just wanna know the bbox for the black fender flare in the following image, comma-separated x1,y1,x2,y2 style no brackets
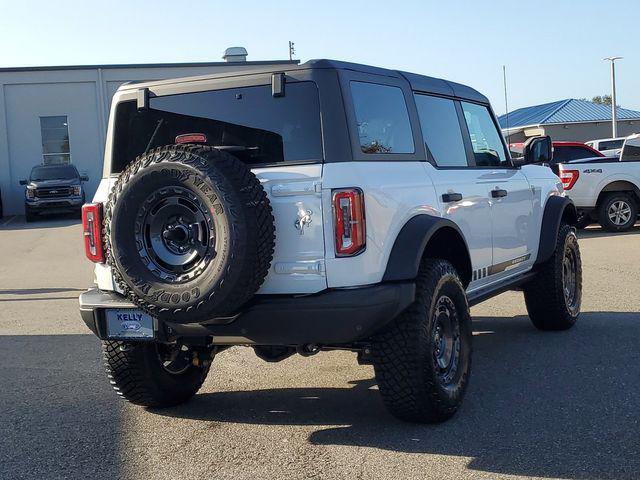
535,195,577,265
382,214,471,284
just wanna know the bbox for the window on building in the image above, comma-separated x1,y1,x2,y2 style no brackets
351,82,414,154
414,94,468,167
460,102,508,167
40,116,71,165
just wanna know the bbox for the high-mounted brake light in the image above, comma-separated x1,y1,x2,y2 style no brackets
560,169,580,190
333,188,366,257
175,133,207,144
82,203,105,263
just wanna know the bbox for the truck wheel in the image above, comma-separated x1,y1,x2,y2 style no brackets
598,193,638,232
105,145,275,322
524,223,581,331
25,209,37,223
103,341,211,407
372,258,472,423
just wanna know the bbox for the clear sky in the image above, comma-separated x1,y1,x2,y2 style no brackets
2,0,638,113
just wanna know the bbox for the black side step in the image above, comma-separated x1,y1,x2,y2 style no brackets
467,271,536,307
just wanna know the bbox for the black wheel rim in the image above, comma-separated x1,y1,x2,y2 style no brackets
432,295,461,385
562,242,579,312
135,186,216,283
156,343,193,375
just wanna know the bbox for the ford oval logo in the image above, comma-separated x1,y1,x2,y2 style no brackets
121,321,142,331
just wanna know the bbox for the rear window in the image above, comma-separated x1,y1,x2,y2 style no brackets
552,146,597,163
350,82,414,154
112,82,322,172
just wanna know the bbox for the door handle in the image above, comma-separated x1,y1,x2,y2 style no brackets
442,192,463,203
491,189,508,198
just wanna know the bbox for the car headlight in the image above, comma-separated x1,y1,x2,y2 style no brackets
72,186,82,196
26,187,36,199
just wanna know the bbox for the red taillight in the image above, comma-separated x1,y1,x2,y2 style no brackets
333,188,366,257
175,133,207,144
560,169,580,190
82,203,105,263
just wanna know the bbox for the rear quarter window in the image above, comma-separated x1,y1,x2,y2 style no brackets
350,82,414,154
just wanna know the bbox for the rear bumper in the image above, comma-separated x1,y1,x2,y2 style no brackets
79,282,415,346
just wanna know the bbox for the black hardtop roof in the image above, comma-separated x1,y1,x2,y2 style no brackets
302,59,489,104
116,58,488,104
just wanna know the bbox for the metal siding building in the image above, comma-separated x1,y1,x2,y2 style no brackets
0,59,296,215
499,99,640,144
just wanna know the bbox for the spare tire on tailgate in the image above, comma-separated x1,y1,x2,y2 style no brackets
105,145,275,323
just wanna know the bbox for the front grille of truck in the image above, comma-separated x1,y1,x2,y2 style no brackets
36,187,71,198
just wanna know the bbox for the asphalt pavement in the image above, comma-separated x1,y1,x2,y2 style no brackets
1,214,639,480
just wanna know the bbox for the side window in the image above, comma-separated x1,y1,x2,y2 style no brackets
460,102,508,167
600,139,624,151
621,137,640,162
414,94,468,167
350,82,414,154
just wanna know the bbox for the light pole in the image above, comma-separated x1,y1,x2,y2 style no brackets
603,56,623,137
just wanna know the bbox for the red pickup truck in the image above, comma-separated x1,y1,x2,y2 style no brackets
510,141,604,164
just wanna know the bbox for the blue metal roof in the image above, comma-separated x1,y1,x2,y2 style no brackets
498,99,640,128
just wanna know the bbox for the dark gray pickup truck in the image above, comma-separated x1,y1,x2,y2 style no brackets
20,164,88,221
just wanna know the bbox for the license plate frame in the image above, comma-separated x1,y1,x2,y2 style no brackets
105,309,155,340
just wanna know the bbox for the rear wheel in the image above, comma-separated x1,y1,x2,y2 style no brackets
103,341,211,407
524,223,581,330
372,258,472,423
598,193,637,232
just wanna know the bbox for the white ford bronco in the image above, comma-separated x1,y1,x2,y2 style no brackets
559,133,640,232
79,60,582,423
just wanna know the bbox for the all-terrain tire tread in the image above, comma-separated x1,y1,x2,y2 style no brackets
103,145,275,319
523,223,581,330
372,258,471,423
102,340,210,407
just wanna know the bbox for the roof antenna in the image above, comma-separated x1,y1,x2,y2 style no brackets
503,65,510,140
288,41,296,61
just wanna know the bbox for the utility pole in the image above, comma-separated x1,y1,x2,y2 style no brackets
288,41,295,61
502,65,510,140
603,56,623,137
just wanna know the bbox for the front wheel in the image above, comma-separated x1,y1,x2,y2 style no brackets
524,223,582,330
372,258,472,423
103,341,211,407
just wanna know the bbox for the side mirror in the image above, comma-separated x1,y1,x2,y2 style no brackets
19,180,28,186
523,135,553,165
80,175,89,182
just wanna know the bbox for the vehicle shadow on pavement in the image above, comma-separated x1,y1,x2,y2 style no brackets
0,215,81,231
578,224,640,238
0,334,124,480
160,311,640,480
